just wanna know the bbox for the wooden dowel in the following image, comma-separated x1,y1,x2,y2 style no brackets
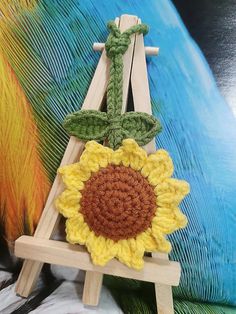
93,43,159,56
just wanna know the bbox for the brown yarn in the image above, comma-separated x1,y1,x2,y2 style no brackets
80,165,156,241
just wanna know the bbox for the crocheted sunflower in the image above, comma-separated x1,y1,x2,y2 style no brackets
56,22,190,270
56,139,189,269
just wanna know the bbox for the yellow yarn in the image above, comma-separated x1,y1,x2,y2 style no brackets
56,139,190,270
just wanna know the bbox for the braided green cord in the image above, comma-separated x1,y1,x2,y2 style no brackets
105,21,148,118
63,20,162,149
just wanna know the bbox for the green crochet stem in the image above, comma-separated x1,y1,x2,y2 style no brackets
63,21,162,149
105,21,148,118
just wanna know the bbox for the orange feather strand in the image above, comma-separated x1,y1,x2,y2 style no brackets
0,53,50,246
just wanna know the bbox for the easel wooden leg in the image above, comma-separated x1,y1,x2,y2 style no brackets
132,21,175,314
15,17,113,296
153,253,174,314
15,260,43,297
82,271,103,306
155,283,174,314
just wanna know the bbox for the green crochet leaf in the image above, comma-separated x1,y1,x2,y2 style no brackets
63,110,109,141
62,24,160,149
121,112,162,146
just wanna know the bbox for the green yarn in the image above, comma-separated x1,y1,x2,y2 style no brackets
63,21,162,149
64,110,161,147
105,21,148,118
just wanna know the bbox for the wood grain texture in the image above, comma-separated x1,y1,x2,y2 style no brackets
15,236,181,286
153,253,174,314
82,272,103,306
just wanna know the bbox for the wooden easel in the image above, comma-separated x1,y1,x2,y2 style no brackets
15,15,179,314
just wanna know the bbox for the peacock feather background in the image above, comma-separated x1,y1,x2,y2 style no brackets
0,0,236,313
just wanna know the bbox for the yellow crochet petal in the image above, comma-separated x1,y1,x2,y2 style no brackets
155,178,190,207
58,163,90,190
55,189,81,218
80,140,113,172
151,228,172,253
173,207,188,228
86,234,119,266
155,206,174,216
65,214,88,244
112,138,147,171
152,216,180,234
116,238,145,270
153,204,187,234
137,228,159,252
141,149,174,185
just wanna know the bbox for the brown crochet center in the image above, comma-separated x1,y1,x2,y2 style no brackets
80,165,156,241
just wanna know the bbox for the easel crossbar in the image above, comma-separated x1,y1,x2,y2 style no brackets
15,236,180,286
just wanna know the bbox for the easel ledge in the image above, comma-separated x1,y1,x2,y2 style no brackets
15,236,181,286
